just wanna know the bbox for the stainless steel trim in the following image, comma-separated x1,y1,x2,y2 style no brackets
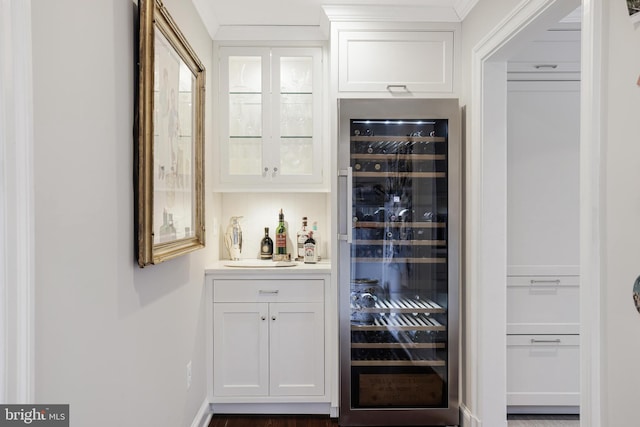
337,98,461,427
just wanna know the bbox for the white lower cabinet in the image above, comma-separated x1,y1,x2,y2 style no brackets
269,302,324,396
210,275,330,408
213,301,324,397
506,274,580,412
213,302,269,396
507,335,580,407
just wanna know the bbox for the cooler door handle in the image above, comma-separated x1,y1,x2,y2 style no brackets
338,167,353,243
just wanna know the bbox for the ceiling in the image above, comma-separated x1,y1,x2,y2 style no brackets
191,0,479,39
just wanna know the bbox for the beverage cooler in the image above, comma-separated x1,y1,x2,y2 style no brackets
337,99,460,426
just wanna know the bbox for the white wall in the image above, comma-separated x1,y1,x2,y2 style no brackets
458,0,517,419
30,1,216,426
602,2,640,425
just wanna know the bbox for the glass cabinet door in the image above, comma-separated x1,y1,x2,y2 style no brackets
227,55,264,176
276,55,315,177
220,48,269,180
218,47,323,190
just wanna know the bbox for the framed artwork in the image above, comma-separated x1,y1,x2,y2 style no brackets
629,0,640,24
137,0,206,267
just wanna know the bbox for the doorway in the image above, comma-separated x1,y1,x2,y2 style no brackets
468,0,603,426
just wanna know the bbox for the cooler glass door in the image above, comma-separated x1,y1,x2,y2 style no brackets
338,99,460,426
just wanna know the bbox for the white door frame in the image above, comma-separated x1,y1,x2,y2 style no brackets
468,0,603,426
0,0,35,404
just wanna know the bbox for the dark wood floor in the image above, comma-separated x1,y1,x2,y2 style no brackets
209,414,580,426
209,415,339,427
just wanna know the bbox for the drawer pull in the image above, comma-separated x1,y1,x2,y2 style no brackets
530,279,561,285
530,338,561,344
259,290,279,295
386,84,408,91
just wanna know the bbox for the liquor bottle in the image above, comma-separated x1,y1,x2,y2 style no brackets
275,209,287,255
296,217,309,261
312,221,321,260
260,227,273,260
303,231,317,264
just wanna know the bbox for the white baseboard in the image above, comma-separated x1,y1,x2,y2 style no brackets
190,399,212,427
211,402,331,415
461,404,482,427
329,405,338,418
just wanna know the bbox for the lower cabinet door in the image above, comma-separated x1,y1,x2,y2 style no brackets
507,334,579,407
269,302,324,396
213,302,269,396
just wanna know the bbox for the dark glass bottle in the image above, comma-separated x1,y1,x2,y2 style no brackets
260,227,273,260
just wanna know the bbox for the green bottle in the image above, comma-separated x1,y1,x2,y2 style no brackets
275,209,287,255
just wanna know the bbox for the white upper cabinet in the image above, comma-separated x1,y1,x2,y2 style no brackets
507,29,581,81
338,30,454,94
326,20,460,97
217,46,326,191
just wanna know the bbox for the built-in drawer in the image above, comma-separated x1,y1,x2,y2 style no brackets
507,334,579,407
213,279,324,303
507,276,579,334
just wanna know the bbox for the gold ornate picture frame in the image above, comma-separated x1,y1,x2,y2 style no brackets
137,0,205,267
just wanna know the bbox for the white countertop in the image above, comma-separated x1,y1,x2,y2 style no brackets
205,259,331,275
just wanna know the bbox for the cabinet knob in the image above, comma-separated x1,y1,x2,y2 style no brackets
272,316,276,321
261,316,266,321
263,167,269,177
272,167,278,177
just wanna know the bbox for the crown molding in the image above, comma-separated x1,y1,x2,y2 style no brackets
214,25,326,42
191,0,219,40
454,0,480,20
321,4,461,23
